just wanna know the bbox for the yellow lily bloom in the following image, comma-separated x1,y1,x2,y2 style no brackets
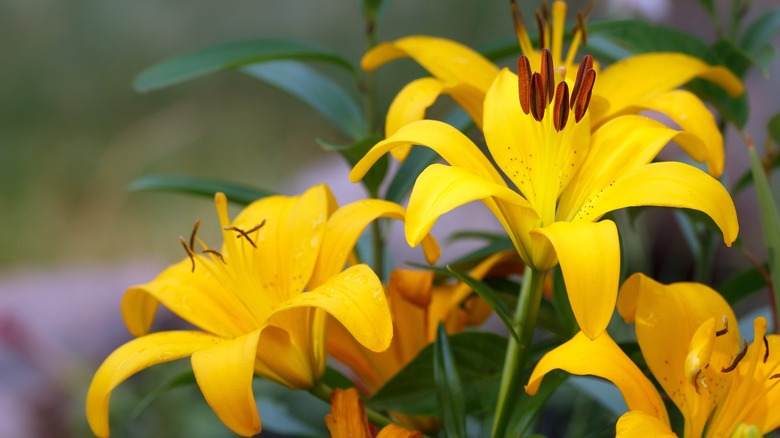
363,0,743,175
86,185,439,437
527,273,780,437
352,51,738,339
325,388,422,438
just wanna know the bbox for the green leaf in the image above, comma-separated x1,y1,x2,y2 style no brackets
433,324,467,438
131,370,197,418
367,332,506,415
769,112,780,146
697,0,717,17
134,38,355,92
741,7,780,74
748,145,780,324
446,265,522,344
318,135,387,196
241,61,367,140
129,175,274,205
505,370,568,436
551,266,578,338
719,264,768,305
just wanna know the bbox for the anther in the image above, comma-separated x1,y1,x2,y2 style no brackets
535,10,546,49
573,69,595,122
530,73,546,122
576,12,589,46
203,249,226,264
518,56,532,114
179,237,196,273
722,339,749,373
570,55,593,109
764,335,769,364
693,368,703,395
189,220,201,252
223,221,265,248
540,49,554,104
553,81,570,132
716,317,729,337
771,374,780,380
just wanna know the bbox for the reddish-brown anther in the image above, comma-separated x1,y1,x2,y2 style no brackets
540,49,554,104
535,10,546,49
570,54,593,110
573,68,595,122
553,81,570,132
530,73,546,122
518,56,532,114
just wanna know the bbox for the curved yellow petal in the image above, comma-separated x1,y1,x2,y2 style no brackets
191,330,262,437
311,199,440,287
635,89,725,176
86,331,223,438
350,119,505,185
526,331,669,424
558,115,700,221
531,220,619,340
404,163,536,248
122,259,256,338
276,264,391,352
577,162,738,246
253,321,318,389
361,36,499,92
616,273,740,427
616,411,678,438
593,52,744,123
743,334,780,433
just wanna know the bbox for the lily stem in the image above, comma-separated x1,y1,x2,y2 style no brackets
308,380,395,429
491,265,546,438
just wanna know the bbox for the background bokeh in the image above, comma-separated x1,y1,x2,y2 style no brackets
1,0,778,436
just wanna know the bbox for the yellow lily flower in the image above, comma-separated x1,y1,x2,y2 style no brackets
325,388,422,438
86,185,440,437
363,0,743,176
526,273,780,437
352,51,738,339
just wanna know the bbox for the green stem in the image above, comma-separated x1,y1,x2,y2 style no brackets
491,266,546,438
309,381,395,428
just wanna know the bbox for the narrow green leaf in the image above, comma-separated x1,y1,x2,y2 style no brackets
748,145,780,327
241,61,367,140
367,332,507,415
741,8,780,64
505,370,568,436
446,265,522,344
719,264,768,305
129,175,274,205
769,112,780,146
551,266,579,337
434,324,467,438
134,38,355,92
131,370,197,418
318,135,387,196
322,365,356,390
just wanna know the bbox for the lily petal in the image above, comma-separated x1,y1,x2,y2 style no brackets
86,331,224,438
531,220,619,339
616,411,678,438
404,164,536,249
276,264,392,352
361,36,499,92
635,89,725,176
191,330,263,437
385,78,486,161
311,199,440,287
577,162,738,245
325,388,371,438
592,52,744,123
526,331,669,424
350,119,505,185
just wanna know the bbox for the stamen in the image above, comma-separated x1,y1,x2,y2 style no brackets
223,222,266,249
570,55,593,110
771,374,780,380
764,335,769,364
715,317,729,336
573,68,595,122
576,11,589,47
203,249,226,264
509,0,534,55
189,220,201,252
179,237,196,273
540,49,554,104
721,339,749,373
530,73,546,122
553,81,570,132
535,10,546,50
518,56,532,114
